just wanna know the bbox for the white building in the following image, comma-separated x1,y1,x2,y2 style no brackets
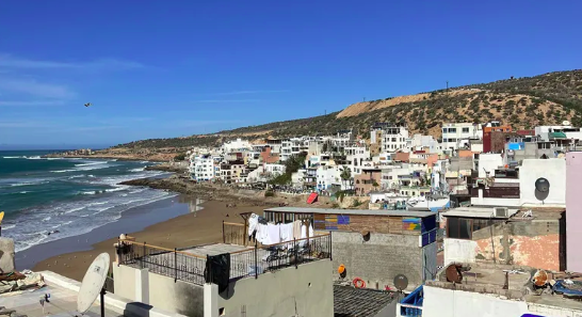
345,145,370,175
409,134,441,153
441,123,482,150
381,126,409,152
280,138,305,161
316,165,343,191
535,122,582,142
190,154,217,181
222,138,252,154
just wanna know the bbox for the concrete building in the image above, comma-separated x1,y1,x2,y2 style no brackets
441,123,482,150
441,207,566,271
222,138,252,154
190,154,217,182
345,145,370,175
470,158,566,208
316,164,343,192
263,207,438,292
355,167,382,195
409,134,441,153
536,123,582,142
114,236,334,317
400,262,582,317
381,126,409,152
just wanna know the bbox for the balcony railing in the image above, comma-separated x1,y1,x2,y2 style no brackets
470,187,520,198
117,233,332,286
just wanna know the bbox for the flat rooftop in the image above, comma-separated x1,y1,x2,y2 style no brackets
0,273,120,317
427,262,582,311
264,207,435,218
441,207,519,219
441,206,564,221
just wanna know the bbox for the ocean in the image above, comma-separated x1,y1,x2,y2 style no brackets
0,150,175,252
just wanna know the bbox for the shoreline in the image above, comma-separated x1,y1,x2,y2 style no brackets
27,197,269,281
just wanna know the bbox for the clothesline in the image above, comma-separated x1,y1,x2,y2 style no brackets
247,213,314,246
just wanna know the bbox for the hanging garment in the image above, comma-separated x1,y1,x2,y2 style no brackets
280,223,294,243
204,253,231,293
256,224,269,245
293,220,302,239
248,213,259,237
267,223,281,245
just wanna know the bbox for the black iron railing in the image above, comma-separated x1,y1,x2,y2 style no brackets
117,234,332,286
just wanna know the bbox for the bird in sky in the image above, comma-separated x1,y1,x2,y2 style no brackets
84,103,92,107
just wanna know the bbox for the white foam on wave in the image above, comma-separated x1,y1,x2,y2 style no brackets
129,167,145,172
2,156,24,159
52,164,110,173
9,179,49,187
19,191,29,194
75,161,107,167
2,224,16,230
26,156,41,160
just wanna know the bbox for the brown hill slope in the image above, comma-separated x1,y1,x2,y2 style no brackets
108,69,582,156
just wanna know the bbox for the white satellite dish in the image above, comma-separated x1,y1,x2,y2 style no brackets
77,252,110,315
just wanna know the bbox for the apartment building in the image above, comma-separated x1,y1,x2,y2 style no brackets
441,123,482,150
381,125,409,152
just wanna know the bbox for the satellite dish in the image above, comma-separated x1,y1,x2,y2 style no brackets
393,274,409,291
563,120,571,126
535,178,549,193
77,253,110,315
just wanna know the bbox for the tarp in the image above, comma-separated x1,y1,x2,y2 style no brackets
204,253,231,293
307,192,318,204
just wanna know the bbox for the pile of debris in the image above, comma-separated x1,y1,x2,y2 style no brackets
0,270,46,294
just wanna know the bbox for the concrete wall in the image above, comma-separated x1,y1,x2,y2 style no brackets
478,153,503,178
444,238,478,265
213,260,333,317
423,285,528,317
424,285,582,317
113,264,204,317
519,159,566,206
332,231,425,291
444,219,563,271
566,152,582,272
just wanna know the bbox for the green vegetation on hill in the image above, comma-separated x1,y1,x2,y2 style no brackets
113,69,582,150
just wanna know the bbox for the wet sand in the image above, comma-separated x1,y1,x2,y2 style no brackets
25,198,267,281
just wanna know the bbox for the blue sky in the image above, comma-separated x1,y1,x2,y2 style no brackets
1,1,580,148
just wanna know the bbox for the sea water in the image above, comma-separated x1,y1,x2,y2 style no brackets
0,150,175,252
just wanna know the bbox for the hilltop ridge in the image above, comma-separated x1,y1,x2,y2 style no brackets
80,69,582,159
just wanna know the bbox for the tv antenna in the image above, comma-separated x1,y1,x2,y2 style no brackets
41,253,111,317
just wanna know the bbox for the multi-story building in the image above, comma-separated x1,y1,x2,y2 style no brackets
441,123,482,151
280,138,304,161
316,165,343,192
189,154,217,181
345,145,370,175
381,125,409,152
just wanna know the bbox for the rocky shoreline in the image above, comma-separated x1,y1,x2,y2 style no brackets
118,174,336,208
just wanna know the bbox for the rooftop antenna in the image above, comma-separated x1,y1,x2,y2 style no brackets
42,253,111,317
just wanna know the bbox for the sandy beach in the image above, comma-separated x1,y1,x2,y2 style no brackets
25,198,268,281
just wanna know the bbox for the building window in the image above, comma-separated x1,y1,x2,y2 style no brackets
462,127,470,133
447,217,471,239
449,128,457,133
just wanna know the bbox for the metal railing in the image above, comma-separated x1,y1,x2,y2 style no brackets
117,233,332,286
117,240,207,285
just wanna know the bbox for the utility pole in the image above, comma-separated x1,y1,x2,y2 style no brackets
446,81,449,93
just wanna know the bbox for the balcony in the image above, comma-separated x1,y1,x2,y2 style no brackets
116,234,332,286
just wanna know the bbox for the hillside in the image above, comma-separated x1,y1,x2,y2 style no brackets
107,69,582,156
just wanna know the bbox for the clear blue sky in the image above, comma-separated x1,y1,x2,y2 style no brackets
1,1,580,148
